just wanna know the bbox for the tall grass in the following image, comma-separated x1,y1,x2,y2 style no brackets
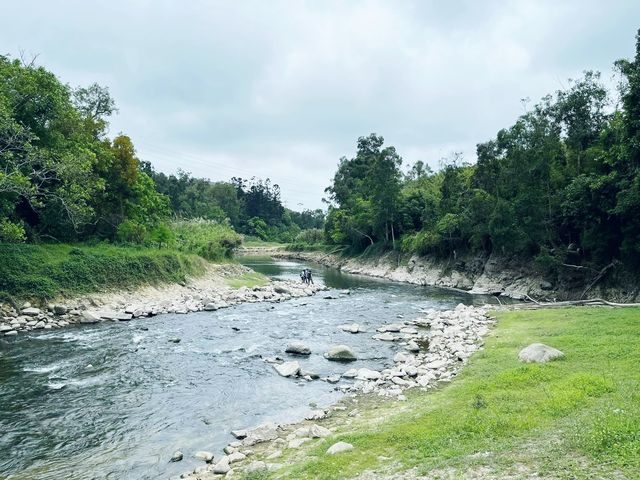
170,219,242,261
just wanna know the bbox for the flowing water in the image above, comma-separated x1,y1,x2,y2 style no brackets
0,257,493,480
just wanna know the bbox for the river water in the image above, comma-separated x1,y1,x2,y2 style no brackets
0,257,492,480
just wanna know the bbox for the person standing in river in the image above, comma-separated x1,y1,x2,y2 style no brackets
306,269,314,285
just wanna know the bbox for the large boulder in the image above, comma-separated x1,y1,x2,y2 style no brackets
327,441,353,455
273,361,301,377
21,307,41,316
324,345,357,362
518,343,565,363
193,450,214,462
285,341,311,355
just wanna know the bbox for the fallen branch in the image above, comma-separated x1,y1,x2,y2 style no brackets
580,260,619,299
509,297,640,309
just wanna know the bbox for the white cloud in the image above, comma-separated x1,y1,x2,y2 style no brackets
1,0,638,208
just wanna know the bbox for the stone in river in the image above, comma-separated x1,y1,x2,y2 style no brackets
273,361,300,377
285,341,311,355
327,441,354,455
194,450,214,462
170,451,183,462
324,345,357,361
168,337,181,343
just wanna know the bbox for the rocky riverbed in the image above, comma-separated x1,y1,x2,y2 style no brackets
0,263,326,337
178,303,495,479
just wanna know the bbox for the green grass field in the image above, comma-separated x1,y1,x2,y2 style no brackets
270,307,640,480
0,243,207,303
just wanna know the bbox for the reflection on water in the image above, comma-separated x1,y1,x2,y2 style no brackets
0,256,493,480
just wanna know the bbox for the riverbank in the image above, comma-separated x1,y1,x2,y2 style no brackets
0,261,326,337
246,247,640,303
184,305,640,479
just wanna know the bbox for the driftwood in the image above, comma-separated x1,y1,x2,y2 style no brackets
509,297,640,309
580,260,619,299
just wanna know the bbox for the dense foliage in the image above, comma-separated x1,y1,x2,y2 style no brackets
0,55,320,253
325,30,640,271
144,166,325,242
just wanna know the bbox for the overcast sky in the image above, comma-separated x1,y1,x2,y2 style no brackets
2,1,639,209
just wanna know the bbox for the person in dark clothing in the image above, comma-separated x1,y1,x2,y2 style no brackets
306,269,313,285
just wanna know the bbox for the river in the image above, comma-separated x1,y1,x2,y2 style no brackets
0,257,492,480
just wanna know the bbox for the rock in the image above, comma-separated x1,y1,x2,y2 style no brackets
4,330,18,336
80,311,101,324
170,450,183,462
285,341,311,355
341,369,358,378
540,280,553,291
305,410,327,421
294,424,331,438
274,286,291,295
194,450,214,462
203,303,218,311
115,313,133,321
21,307,41,316
168,337,181,343
243,421,279,446
373,332,396,341
407,340,420,352
288,438,309,449
273,361,300,377
356,368,381,380
324,374,341,384
34,321,45,329
211,456,230,474
338,323,364,333
378,324,402,332
231,429,247,439
404,366,418,377
266,450,282,459
327,441,354,455
227,451,246,464
518,343,565,363
245,461,267,473
0,325,12,332
324,345,357,362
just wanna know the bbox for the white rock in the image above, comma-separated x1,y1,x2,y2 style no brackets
194,450,214,462
21,307,41,316
518,343,565,363
273,361,300,377
227,451,246,464
285,341,311,355
327,441,354,455
324,345,357,361
356,368,381,380
211,456,230,474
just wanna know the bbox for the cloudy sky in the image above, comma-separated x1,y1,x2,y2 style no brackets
1,1,639,209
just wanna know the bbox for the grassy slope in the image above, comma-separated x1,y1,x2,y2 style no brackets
225,271,269,289
0,243,208,303
273,307,640,480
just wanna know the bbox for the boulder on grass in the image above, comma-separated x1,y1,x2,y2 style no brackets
518,343,564,363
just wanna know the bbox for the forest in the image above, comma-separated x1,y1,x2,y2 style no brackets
0,54,322,257
323,30,640,275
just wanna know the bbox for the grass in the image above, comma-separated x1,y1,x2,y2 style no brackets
225,271,269,289
0,243,207,304
269,307,640,479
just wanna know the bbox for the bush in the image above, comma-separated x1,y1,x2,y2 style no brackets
171,218,242,261
294,228,325,244
0,219,26,243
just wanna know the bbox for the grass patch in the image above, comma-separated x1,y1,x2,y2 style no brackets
0,243,207,303
225,271,269,289
273,307,640,479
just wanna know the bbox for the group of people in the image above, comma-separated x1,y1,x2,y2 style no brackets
299,268,314,285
